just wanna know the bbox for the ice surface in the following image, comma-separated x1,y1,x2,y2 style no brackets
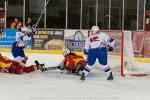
0,52,150,100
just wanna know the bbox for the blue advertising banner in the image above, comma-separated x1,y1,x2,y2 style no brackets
0,28,32,47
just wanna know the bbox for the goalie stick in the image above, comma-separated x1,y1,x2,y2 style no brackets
41,66,59,72
35,60,59,72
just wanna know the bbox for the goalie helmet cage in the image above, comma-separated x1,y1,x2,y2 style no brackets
89,30,148,77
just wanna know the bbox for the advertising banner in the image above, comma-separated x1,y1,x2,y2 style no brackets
0,29,32,48
0,29,18,47
64,30,88,52
32,30,64,50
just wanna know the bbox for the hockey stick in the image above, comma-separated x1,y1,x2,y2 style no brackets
42,66,59,72
35,60,59,72
34,0,51,29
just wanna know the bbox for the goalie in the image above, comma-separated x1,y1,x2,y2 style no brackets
36,48,87,76
0,53,42,74
80,26,115,80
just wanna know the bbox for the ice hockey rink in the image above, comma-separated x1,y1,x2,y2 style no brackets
0,52,150,100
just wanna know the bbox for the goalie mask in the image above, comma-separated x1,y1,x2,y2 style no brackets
91,26,99,34
63,48,71,56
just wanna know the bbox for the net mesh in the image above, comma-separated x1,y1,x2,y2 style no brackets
124,31,147,76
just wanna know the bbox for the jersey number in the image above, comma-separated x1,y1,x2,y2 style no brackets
90,36,98,42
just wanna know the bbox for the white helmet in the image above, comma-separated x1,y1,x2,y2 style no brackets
91,26,99,34
21,26,29,32
63,48,71,56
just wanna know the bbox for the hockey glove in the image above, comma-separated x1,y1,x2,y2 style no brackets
27,32,32,37
31,24,37,32
107,45,113,52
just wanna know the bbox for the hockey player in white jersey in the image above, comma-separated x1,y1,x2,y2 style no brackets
11,26,31,63
80,26,115,80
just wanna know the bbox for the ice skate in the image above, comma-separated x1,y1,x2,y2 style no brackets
107,72,114,80
24,56,28,60
35,60,46,72
39,64,46,72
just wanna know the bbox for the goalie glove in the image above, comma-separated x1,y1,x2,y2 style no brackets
107,45,113,52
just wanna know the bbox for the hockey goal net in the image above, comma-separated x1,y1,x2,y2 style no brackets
95,30,148,77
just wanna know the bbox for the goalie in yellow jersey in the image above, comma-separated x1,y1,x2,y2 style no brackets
36,48,87,76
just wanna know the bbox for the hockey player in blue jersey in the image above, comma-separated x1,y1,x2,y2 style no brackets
11,26,31,63
80,26,115,80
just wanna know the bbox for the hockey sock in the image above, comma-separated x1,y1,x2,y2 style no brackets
83,65,93,76
103,65,112,75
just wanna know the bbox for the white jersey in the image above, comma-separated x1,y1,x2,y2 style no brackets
15,31,31,47
84,32,115,50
